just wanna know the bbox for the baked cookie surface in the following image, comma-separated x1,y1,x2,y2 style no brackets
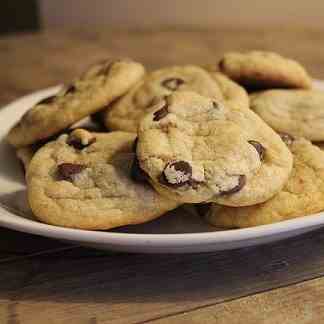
7,59,145,147
27,129,179,230
219,51,312,90
206,137,324,228
251,89,324,141
209,71,250,110
136,91,292,205
104,65,223,133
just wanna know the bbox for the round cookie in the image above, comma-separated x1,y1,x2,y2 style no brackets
206,137,324,228
136,91,292,206
219,51,312,90
103,65,224,133
27,129,179,230
251,90,324,141
209,71,250,110
7,59,145,147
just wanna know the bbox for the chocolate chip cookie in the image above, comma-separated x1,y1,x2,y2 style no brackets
103,65,223,132
7,59,145,147
219,51,312,90
206,137,324,228
136,91,292,205
251,90,324,141
27,129,179,230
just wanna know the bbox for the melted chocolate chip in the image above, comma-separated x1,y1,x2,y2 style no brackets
219,58,225,71
37,95,57,105
278,132,294,146
131,155,149,182
161,160,193,188
161,78,185,91
57,163,86,181
220,175,246,195
248,140,266,161
153,102,169,121
67,137,96,150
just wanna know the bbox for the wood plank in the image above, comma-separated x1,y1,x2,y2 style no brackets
147,277,324,324
1,228,324,323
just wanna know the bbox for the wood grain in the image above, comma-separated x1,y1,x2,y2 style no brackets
148,277,324,324
1,228,324,323
1,28,324,324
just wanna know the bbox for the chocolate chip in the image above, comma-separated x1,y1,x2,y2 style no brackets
278,132,294,146
57,163,86,181
212,101,220,109
64,84,77,95
37,95,56,105
219,58,225,70
67,137,96,150
161,160,193,188
161,78,185,91
220,175,246,195
248,140,266,161
153,102,169,121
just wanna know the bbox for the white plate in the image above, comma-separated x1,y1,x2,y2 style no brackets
0,82,324,254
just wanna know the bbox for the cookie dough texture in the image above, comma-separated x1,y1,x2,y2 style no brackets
219,51,312,90
104,65,224,133
209,71,250,110
7,59,145,147
251,90,324,141
137,91,292,206
206,138,324,228
27,130,179,230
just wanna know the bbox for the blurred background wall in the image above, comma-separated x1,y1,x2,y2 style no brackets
1,0,323,35
40,0,324,29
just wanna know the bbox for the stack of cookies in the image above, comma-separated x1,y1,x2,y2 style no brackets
6,51,324,230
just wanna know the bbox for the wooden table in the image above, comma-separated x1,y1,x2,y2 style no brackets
1,27,324,324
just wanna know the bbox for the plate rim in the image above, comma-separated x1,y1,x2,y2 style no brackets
0,81,324,248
